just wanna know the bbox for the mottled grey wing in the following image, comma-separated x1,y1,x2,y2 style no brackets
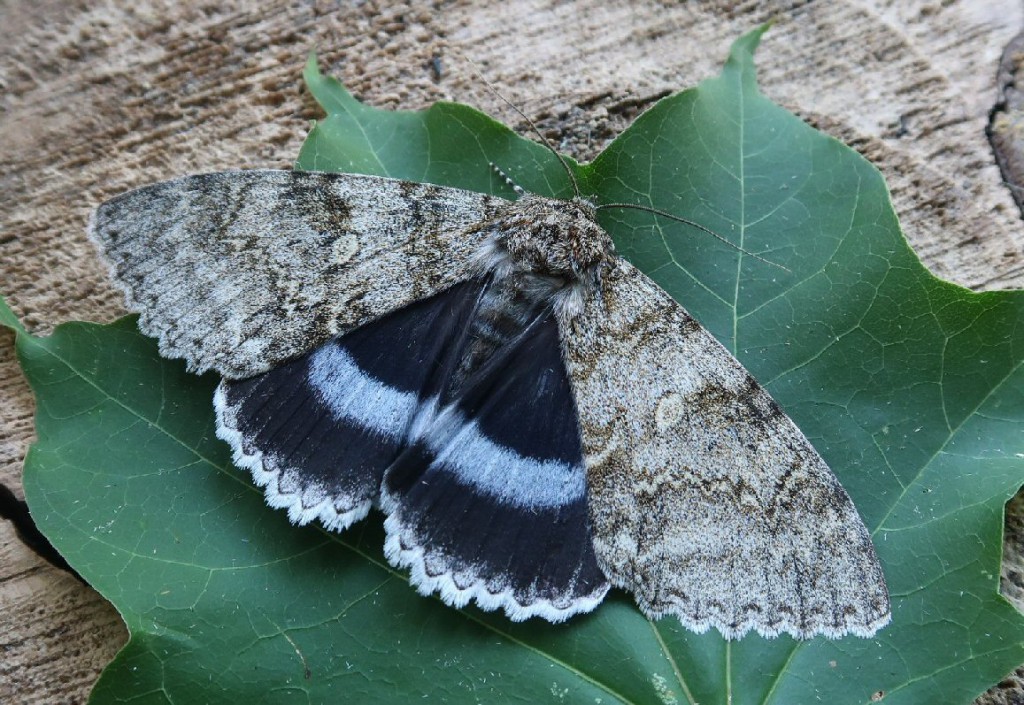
89,170,501,378
563,259,890,639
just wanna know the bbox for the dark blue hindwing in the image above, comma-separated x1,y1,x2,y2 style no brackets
216,281,609,620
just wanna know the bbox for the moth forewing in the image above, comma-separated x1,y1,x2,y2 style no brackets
563,259,890,639
88,170,501,379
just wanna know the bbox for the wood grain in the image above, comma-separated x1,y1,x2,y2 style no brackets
1,1,1021,701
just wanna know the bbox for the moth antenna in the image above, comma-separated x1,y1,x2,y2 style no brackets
490,162,526,198
459,54,581,199
595,203,790,273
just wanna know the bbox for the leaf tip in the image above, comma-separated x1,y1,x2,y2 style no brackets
302,51,360,115
303,50,321,84
0,294,27,336
724,24,771,87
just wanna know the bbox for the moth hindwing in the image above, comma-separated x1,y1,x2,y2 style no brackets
90,167,890,639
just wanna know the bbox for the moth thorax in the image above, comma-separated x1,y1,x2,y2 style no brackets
473,195,613,322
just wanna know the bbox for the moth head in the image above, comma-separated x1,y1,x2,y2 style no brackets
482,194,614,282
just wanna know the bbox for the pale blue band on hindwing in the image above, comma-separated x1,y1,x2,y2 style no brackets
308,344,419,440
409,397,585,510
308,343,585,510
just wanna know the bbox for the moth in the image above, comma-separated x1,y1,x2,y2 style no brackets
89,121,890,640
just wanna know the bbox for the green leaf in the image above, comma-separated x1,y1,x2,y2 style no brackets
10,27,1023,704
298,52,575,199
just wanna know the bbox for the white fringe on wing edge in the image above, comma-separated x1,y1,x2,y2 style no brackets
378,487,609,623
214,381,610,622
615,577,891,641
213,382,371,533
